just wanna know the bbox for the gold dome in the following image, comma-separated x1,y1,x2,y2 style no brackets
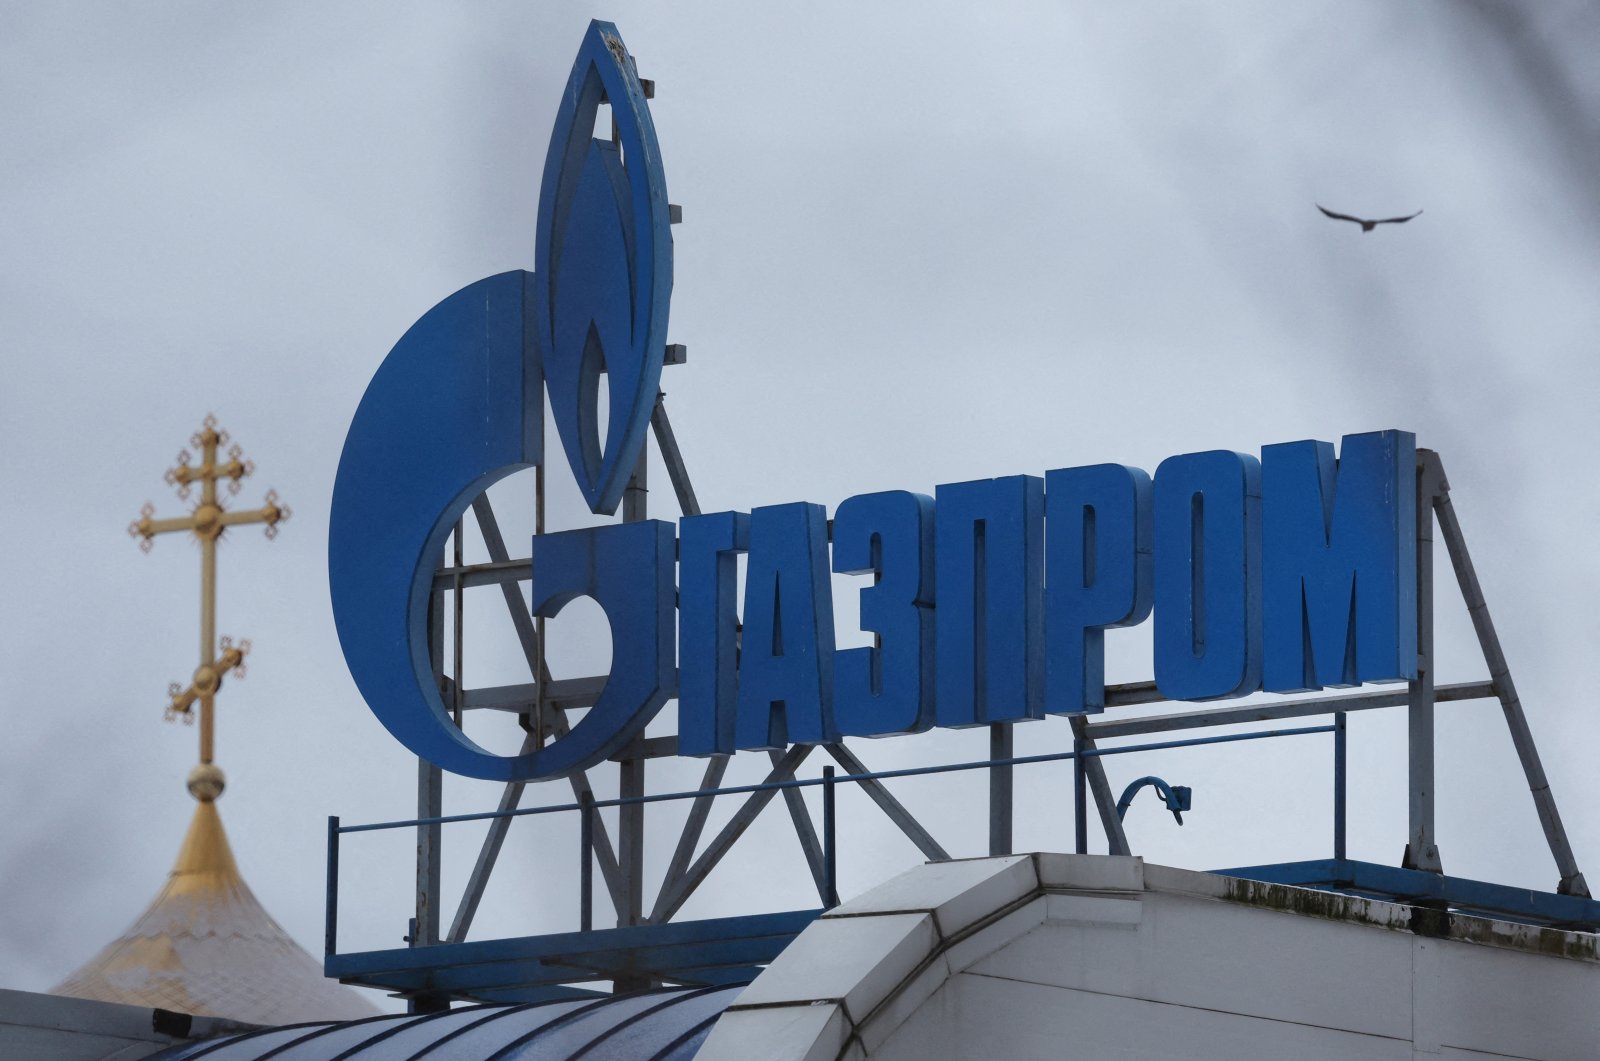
50,800,379,1025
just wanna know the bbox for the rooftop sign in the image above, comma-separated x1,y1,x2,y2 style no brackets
328,22,1416,783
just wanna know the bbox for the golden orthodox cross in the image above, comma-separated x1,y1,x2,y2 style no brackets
129,414,288,801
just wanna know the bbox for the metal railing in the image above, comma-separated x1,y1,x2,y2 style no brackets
324,720,1337,957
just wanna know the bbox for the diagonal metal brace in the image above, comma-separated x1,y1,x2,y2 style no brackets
470,495,627,914
1430,455,1589,897
772,750,829,904
650,393,701,518
447,729,536,942
649,757,729,924
823,744,949,861
651,745,814,924
1071,715,1131,856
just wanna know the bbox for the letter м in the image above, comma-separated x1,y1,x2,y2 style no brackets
1262,430,1417,692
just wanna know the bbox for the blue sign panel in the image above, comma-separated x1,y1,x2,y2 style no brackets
933,476,1045,728
832,491,936,739
1044,465,1153,715
1152,450,1263,701
329,22,671,781
1261,431,1417,691
329,271,540,780
328,24,1420,783
535,22,673,516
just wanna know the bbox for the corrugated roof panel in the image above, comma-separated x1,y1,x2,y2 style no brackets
144,985,743,1060
561,986,740,1061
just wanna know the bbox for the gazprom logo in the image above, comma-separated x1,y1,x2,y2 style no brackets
329,24,1419,784
329,22,675,781
536,22,674,515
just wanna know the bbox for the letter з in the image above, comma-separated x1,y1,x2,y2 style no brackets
833,490,936,738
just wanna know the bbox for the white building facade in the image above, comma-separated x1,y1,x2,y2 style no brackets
702,855,1599,1060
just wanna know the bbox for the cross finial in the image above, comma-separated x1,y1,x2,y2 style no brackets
128,414,289,802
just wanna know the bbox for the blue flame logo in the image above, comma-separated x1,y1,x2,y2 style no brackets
328,22,675,781
537,23,673,515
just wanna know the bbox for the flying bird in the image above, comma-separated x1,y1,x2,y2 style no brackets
1316,204,1423,232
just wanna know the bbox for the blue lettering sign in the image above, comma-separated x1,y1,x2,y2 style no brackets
934,476,1045,727
530,521,677,775
677,511,749,757
832,490,936,739
735,503,838,749
1262,430,1417,691
1152,451,1263,700
326,23,1425,784
1045,464,1153,714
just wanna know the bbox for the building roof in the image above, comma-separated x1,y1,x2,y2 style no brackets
697,854,1600,1060
51,799,379,1026
144,984,741,1059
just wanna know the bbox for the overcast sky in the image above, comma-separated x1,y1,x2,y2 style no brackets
3,1,1598,1009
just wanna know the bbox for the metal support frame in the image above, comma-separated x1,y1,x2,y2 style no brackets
655,757,729,917
419,386,966,995
1070,714,1131,856
469,495,626,915
1333,712,1347,862
651,745,813,924
1430,455,1589,896
617,443,649,989
1405,452,1444,872
400,391,1592,1011
416,554,444,954
1073,734,1088,854
446,730,536,944
823,744,948,861
988,723,1012,856
415,759,443,947
822,766,840,907
772,750,828,903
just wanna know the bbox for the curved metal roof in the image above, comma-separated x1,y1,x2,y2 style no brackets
146,983,742,1060
51,800,379,1025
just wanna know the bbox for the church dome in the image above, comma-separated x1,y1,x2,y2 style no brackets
51,798,380,1025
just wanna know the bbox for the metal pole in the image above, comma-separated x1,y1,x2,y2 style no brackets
325,816,339,957
1405,453,1443,873
614,442,649,993
619,757,645,928
451,518,463,728
416,550,445,945
1432,460,1590,896
415,758,443,946
989,723,1013,856
580,793,594,933
823,765,839,908
535,462,546,743
447,730,537,944
198,427,218,765
1074,734,1088,854
1333,712,1347,862
1069,714,1132,856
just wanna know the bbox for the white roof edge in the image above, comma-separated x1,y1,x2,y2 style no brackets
696,853,1600,1061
